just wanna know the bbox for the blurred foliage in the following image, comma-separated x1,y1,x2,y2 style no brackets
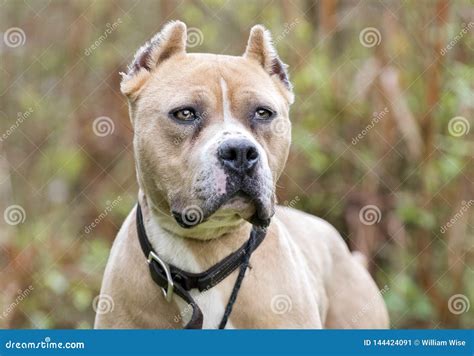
0,0,472,329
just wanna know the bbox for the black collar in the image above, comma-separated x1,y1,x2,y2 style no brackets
136,202,268,329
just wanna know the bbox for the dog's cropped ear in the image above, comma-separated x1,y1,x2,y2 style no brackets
120,21,187,100
243,25,294,103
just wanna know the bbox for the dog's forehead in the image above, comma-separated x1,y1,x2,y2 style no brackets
149,53,279,96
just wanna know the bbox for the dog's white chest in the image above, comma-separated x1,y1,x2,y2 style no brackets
175,288,235,329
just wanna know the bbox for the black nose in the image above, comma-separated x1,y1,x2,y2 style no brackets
218,139,260,174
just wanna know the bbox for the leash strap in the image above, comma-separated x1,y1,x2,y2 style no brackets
136,203,267,329
218,231,257,328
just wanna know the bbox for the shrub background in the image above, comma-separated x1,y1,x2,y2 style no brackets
0,0,472,328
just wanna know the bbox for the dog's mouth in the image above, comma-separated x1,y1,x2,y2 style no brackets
221,191,253,208
171,188,273,230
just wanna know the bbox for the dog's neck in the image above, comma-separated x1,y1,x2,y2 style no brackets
138,191,253,273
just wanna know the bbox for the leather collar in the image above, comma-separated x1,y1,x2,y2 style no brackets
136,202,267,329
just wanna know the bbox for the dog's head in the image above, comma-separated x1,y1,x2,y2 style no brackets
122,21,294,238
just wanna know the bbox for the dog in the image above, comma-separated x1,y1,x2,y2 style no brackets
94,21,389,329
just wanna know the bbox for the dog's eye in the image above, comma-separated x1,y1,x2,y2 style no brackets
254,108,274,120
172,108,196,121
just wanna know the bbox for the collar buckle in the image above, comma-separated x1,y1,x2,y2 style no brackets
147,251,174,302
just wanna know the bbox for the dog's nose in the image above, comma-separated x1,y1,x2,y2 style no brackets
218,139,259,174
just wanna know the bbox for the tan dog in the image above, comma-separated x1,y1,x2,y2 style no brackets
95,21,389,329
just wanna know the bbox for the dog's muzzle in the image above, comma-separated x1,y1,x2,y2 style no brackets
171,138,273,229
217,138,273,227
